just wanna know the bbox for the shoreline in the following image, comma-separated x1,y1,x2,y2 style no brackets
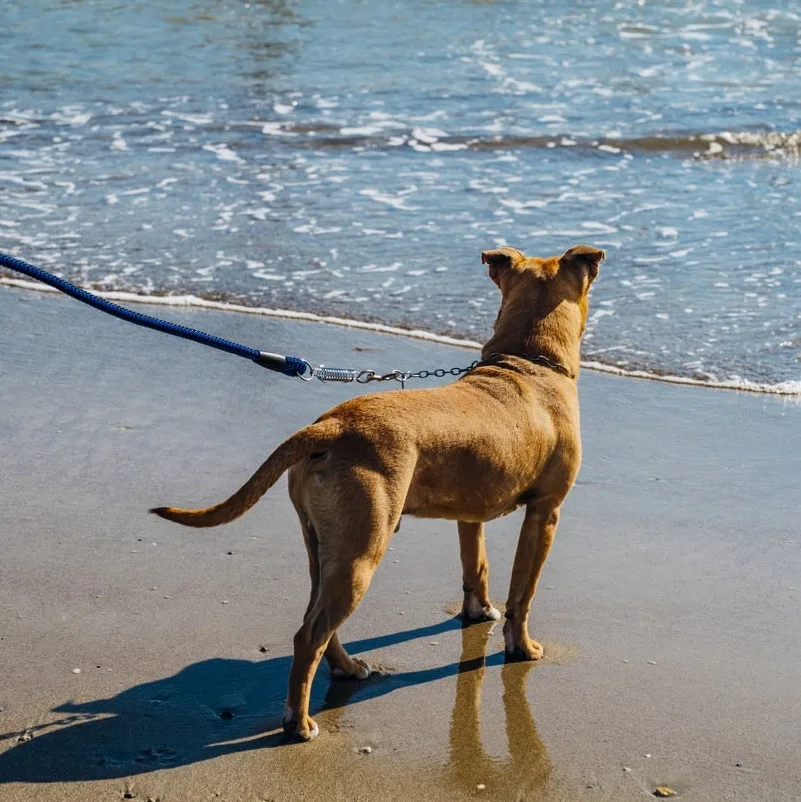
1,285,800,801
2,275,800,398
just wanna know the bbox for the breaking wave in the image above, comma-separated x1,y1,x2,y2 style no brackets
3,277,799,398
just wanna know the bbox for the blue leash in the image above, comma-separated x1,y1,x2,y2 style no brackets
1,251,480,386
0,252,310,378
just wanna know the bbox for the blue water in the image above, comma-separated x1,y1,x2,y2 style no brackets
2,0,800,391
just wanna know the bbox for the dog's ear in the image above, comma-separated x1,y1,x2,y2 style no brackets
560,245,605,282
481,247,523,286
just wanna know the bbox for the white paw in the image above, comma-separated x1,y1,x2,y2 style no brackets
354,660,372,680
465,595,502,622
332,660,372,680
282,704,319,740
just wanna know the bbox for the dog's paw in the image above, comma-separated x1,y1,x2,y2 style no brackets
283,717,319,742
504,630,544,661
282,706,319,742
332,657,373,681
462,595,502,622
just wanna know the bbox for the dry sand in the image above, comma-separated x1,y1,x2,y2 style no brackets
1,285,800,801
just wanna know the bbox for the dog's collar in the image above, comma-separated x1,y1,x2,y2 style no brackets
479,352,572,378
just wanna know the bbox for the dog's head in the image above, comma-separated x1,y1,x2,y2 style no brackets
481,244,603,301
480,245,605,374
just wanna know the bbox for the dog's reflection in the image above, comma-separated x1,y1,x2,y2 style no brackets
321,618,551,796
446,620,551,795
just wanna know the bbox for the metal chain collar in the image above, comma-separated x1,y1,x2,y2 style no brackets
295,360,481,389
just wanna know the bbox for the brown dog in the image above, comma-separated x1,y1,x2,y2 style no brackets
151,244,604,741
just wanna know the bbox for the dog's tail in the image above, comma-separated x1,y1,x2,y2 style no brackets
149,418,342,528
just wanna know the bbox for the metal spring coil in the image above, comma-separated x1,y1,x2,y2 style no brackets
314,366,359,382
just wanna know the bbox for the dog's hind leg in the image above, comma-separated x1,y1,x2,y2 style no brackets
283,470,401,741
297,518,372,682
283,453,408,740
458,521,502,622
282,550,384,741
503,502,560,660
300,521,321,621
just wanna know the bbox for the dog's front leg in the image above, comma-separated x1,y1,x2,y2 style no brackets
458,521,502,622
503,504,560,659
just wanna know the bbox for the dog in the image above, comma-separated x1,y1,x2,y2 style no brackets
151,244,604,741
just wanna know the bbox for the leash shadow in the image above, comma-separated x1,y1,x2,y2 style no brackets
0,616,549,790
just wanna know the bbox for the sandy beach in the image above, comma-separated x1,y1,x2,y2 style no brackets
1,284,800,801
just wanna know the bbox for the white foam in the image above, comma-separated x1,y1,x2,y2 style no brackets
430,141,468,152
292,223,342,234
359,262,402,273
261,122,294,136
582,359,801,397
340,125,384,136
498,198,548,212
359,188,419,211
203,143,244,164
251,271,285,281
111,132,128,151
163,112,214,125
411,127,447,144
581,222,618,234
1,280,798,398
51,109,92,126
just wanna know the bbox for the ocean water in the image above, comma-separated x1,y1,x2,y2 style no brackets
1,0,800,393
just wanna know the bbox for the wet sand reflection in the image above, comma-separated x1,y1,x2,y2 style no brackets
446,620,551,796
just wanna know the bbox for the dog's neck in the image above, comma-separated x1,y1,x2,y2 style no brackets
481,294,584,380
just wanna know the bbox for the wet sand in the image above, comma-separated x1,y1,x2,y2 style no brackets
1,285,800,801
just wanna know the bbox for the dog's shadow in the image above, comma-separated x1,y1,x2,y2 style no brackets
0,617,550,790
